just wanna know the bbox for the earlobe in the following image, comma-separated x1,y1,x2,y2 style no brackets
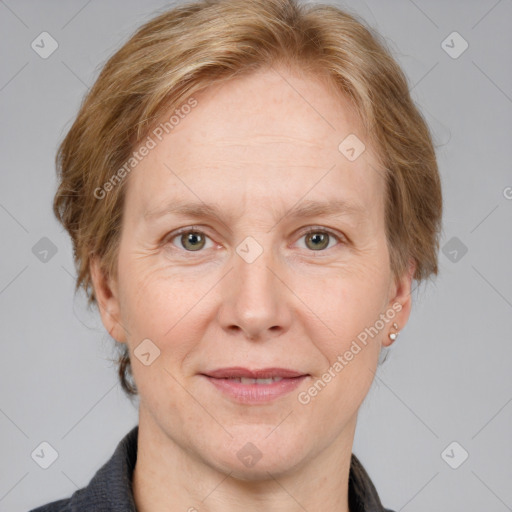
383,258,416,347
89,256,126,343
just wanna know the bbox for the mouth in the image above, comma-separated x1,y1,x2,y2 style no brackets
200,367,309,403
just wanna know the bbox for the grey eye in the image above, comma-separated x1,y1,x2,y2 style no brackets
179,231,206,251
304,231,331,251
298,229,342,251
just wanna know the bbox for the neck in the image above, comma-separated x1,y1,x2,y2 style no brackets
133,406,356,512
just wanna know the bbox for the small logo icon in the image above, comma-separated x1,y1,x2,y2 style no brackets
134,338,161,366
32,237,58,263
338,134,366,161
441,32,468,59
31,32,59,59
237,442,263,468
442,236,468,263
441,441,469,469
31,441,59,469
236,236,263,264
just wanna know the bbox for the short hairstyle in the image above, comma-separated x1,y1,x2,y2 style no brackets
54,0,443,398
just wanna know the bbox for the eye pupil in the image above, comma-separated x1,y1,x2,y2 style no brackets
182,232,205,251
306,232,329,250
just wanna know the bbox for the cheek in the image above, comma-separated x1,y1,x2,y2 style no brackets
305,279,389,414
118,253,185,330
116,228,391,358
117,257,214,372
301,260,390,347
300,270,388,414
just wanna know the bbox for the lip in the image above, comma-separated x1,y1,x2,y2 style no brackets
203,367,306,379
201,367,309,404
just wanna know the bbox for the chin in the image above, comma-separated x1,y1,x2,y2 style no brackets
207,433,307,480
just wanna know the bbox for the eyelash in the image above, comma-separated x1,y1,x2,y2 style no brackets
164,225,346,254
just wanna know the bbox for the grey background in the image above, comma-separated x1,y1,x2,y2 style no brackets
1,0,511,511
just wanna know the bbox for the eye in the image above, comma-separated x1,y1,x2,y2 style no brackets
167,227,214,252
296,227,345,251
164,226,346,254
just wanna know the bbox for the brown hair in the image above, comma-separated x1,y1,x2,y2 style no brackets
54,0,442,398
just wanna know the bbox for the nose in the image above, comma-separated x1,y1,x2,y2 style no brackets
216,240,292,341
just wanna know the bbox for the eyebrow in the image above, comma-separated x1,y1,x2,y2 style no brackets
144,198,365,225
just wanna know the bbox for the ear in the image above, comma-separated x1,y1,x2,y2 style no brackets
89,256,126,343
382,258,416,347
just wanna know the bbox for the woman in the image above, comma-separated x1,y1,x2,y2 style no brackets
30,0,442,510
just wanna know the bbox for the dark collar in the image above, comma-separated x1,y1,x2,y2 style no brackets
41,425,393,512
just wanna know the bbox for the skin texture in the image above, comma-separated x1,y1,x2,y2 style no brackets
91,64,415,512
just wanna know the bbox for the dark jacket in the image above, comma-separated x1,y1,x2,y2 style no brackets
29,425,395,512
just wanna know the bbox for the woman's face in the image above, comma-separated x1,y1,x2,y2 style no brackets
93,66,414,478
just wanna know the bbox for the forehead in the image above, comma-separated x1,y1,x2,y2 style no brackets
164,67,367,163
126,66,385,220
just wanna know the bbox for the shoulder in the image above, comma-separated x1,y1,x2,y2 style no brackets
27,425,139,512
349,453,395,512
27,485,102,512
28,497,72,511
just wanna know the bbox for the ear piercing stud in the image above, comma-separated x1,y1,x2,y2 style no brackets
389,322,399,341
